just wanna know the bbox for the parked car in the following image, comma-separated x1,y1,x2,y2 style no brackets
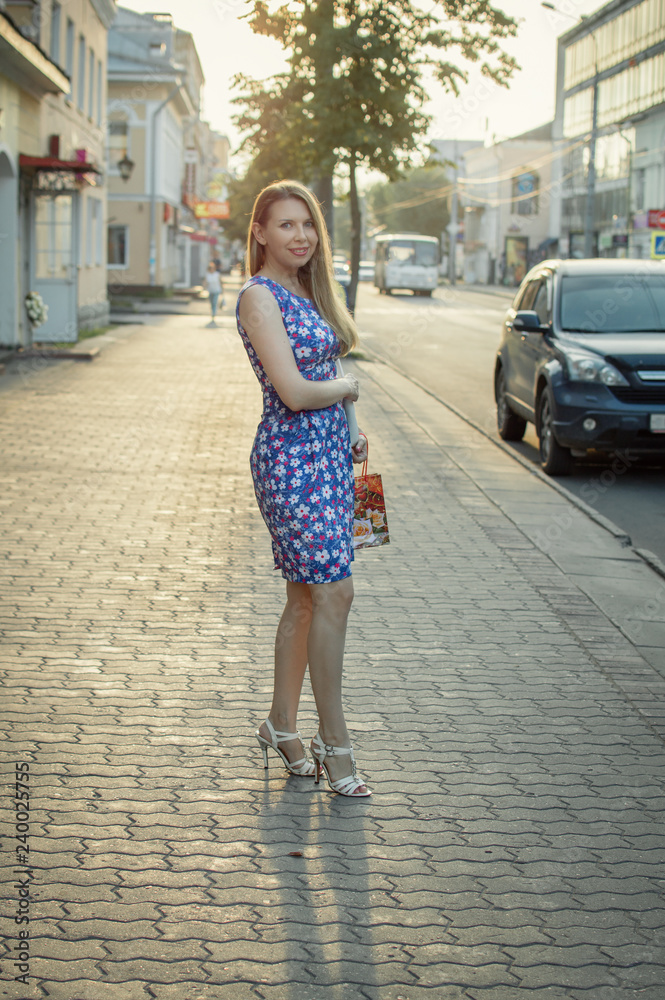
333,260,350,287
358,260,375,282
495,258,665,475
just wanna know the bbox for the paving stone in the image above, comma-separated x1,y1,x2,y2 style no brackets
566,989,665,1000
37,983,154,1000
2,312,665,999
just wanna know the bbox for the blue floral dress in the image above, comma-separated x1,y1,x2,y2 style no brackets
237,276,354,583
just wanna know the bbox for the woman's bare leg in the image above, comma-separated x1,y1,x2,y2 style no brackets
258,580,312,763
307,576,368,792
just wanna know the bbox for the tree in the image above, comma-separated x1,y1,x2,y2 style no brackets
222,158,286,245
233,1,518,311
366,164,452,242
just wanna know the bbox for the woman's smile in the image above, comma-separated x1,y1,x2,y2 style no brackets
252,196,319,280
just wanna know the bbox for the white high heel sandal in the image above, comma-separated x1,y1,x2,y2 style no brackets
255,719,317,777
310,733,371,797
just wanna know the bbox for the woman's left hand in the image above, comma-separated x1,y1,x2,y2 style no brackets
352,431,368,464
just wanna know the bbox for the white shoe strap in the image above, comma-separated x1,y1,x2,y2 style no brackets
265,719,301,744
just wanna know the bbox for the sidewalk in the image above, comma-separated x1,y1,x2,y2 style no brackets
1,304,665,1000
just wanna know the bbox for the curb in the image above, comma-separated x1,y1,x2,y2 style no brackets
7,345,100,362
634,547,665,578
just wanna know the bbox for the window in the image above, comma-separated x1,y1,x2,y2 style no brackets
560,275,665,332
598,51,665,129
108,225,128,267
414,242,438,266
388,242,416,264
512,172,539,216
594,130,633,183
88,49,94,118
532,281,550,325
77,35,86,110
35,195,74,279
385,240,438,266
564,0,665,89
563,88,593,138
107,121,129,171
635,167,646,212
95,201,103,265
86,199,102,267
96,59,102,124
512,281,531,310
519,278,541,311
65,19,74,97
86,199,93,267
86,199,103,267
565,50,665,138
50,2,61,64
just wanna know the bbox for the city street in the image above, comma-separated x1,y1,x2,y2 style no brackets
4,0,665,991
355,283,665,566
1,304,665,998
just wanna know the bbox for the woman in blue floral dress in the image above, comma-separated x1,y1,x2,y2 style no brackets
237,180,371,797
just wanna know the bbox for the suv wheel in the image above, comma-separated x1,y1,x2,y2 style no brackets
538,388,573,476
496,368,527,441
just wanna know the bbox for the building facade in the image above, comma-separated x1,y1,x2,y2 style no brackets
457,125,555,286
429,138,483,280
551,0,665,258
177,117,230,288
107,7,229,294
0,0,115,345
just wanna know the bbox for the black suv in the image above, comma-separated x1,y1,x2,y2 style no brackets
495,258,665,475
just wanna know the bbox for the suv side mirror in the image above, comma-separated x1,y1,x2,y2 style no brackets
513,310,547,332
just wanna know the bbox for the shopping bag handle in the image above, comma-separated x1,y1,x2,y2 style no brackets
358,437,368,478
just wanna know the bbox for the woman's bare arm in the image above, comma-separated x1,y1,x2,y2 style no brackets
239,283,358,412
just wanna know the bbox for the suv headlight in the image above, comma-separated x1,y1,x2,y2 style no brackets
562,349,629,387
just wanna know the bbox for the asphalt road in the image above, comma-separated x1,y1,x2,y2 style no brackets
354,281,665,565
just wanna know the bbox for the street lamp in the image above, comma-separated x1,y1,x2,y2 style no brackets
448,140,459,285
117,153,135,182
542,1,598,258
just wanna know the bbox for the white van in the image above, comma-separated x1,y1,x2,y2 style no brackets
374,234,439,297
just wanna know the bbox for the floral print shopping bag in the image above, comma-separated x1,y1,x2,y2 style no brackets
353,453,390,550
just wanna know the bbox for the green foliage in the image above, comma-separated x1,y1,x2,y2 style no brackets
78,325,113,341
333,198,351,255
222,158,290,244
232,1,518,308
366,165,452,241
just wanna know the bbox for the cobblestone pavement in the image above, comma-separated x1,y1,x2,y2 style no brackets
1,303,665,1000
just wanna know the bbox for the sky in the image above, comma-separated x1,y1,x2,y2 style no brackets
118,0,604,158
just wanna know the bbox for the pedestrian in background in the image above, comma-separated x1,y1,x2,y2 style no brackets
204,261,224,326
236,179,371,797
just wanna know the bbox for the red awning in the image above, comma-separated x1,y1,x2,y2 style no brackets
19,155,101,174
189,232,216,243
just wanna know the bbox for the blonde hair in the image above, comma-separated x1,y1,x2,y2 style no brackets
246,180,358,355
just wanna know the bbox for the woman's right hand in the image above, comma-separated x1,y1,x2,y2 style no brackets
341,374,359,401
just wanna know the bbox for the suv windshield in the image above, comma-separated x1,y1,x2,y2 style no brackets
560,274,665,332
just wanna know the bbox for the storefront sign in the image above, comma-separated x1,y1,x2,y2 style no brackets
650,231,665,258
194,201,229,219
647,209,665,228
